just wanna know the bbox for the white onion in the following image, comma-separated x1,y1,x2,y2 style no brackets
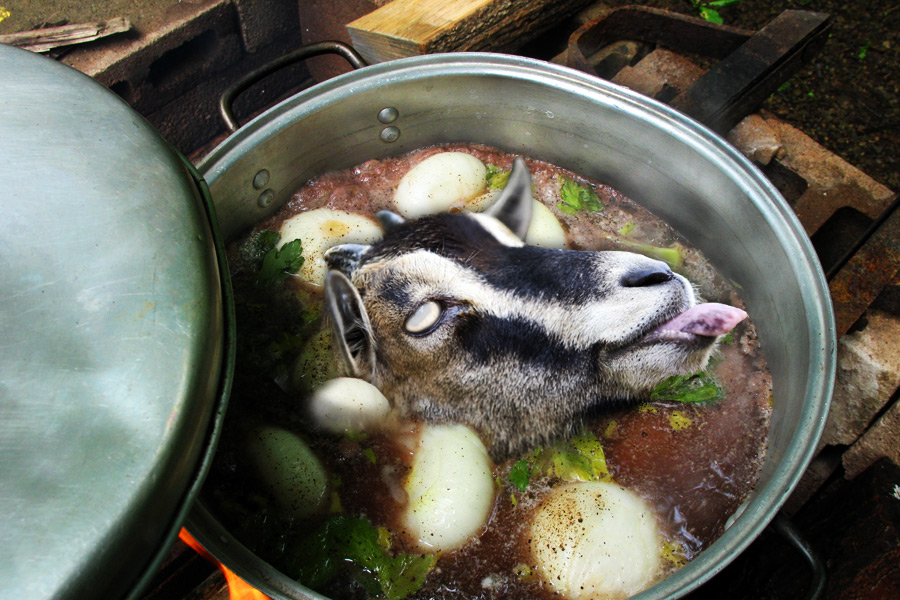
277,208,382,287
525,200,567,248
529,481,663,600
393,152,488,217
309,377,391,435
401,424,496,552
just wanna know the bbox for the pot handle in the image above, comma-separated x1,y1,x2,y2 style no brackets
772,512,826,600
218,40,367,132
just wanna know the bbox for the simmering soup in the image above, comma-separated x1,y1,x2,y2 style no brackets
204,144,772,600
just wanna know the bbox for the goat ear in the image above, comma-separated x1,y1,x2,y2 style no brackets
324,270,376,381
486,157,532,239
324,243,369,276
376,210,405,232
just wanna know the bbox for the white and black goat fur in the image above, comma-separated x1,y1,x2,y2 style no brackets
324,159,729,459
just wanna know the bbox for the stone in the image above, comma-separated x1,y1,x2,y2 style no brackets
726,114,784,166
610,64,663,98
843,397,900,478
760,113,895,236
822,309,900,448
610,48,705,99
629,48,705,92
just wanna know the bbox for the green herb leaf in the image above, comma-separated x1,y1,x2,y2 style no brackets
669,410,693,431
558,177,602,214
618,222,637,236
485,164,512,189
559,178,584,210
699,7,723,24
571,432,609,477
651,372,723,404
556,202,578,215
537,432,611,483
289,515,436,600
258,235,305,285
858,40,871,60
548,451,594,481
661,540,687,568
255,229,280,254
508,459,531,491
618,240,684,268
379,553,438,600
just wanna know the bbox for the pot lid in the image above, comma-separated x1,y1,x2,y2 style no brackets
0,45,232,599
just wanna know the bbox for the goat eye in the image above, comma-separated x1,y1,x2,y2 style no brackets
405,300,443,334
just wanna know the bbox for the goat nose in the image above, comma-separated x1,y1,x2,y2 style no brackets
620,263,673,287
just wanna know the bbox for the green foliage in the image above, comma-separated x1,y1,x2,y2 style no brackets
570,432,609,477
506,431,611,489
651,372,723,404
485,164,511,189
618,222,637,236
858,40,871,60
618,240,684,268
557,176,602,215
255,230,305,285
508,459,531,491
288,515,436,600
686,0,743,24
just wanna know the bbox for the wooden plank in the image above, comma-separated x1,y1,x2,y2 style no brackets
0,17,132,53
346,0,590,64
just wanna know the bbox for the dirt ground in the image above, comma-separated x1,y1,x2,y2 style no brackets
600,0,899,192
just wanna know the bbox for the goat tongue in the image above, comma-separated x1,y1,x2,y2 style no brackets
657,303,748,337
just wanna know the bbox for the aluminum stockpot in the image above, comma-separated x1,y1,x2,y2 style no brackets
188,53,835,600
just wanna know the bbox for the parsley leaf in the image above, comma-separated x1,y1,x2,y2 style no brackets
288,515,436,600
571,432,609,478
651,372,722,404
548,451,595,481
618,222,637,236
618,240,684,268
557,176,602,214
257,231,304,285
669,410,693,431
485,164,511,189
531,432,612,484
508,459,531,491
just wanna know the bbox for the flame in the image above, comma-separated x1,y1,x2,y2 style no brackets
179,528,271,600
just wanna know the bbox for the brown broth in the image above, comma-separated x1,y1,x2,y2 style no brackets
205,143,772,600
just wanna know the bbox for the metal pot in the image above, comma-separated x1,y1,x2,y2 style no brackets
188,52,835,599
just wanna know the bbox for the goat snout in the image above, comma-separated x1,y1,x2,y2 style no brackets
619,261,673,288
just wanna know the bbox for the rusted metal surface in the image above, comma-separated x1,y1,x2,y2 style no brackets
567,7,832,135
670,10,832,134
828,195,900,336
567,6,753,75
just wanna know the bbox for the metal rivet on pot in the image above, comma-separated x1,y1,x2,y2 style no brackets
380,126,400,143
258,189,275,207
378,107,399,123
253,169,270,189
